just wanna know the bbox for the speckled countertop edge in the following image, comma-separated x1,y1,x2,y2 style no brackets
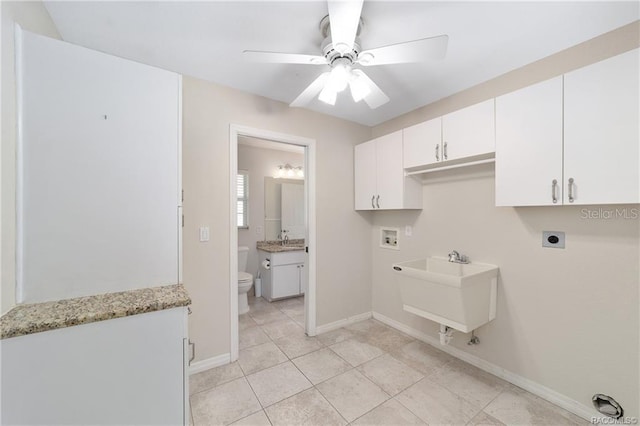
257,239,305,253
0,284,191,340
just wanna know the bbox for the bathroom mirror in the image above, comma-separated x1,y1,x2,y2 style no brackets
264,177,304,240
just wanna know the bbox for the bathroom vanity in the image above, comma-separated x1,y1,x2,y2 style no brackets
257,242,306,301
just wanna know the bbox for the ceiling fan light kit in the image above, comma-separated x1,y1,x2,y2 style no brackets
244,0,448,109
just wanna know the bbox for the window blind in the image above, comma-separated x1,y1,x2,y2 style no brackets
237,171,249,228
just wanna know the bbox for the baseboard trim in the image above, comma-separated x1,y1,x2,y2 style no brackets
189,353,231,375
316,311,372,335
372,311,598,421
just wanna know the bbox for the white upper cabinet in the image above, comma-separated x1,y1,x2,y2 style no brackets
376,131,406,209
442,99,495,161
354,131,422,211
403,118,442,168
402,99,495,172
564,48,639,205
495,48,639,207
354,140,378,210
495,77,563,206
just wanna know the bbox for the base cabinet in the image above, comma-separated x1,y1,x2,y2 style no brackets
0,308,189,425
259,250,305,301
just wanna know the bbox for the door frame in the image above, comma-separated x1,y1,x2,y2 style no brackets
229,124,317,361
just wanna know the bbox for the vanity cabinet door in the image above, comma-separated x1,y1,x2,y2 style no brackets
271,264,302,299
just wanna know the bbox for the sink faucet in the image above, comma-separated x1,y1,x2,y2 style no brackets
448,250,469,264
279,230,289,246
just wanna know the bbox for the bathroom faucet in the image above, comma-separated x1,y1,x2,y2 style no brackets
279,230,289,246
448,250,469,264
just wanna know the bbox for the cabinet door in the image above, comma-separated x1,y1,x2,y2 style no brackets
1,308,186,425
375,131,405,209
442,99,495,160
495,77,563,206
403,118,442,168
271,264,302,299
354,140,377,210
258,251,272,300
564,48,639,205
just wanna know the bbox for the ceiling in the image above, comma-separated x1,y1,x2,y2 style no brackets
43,1,638,127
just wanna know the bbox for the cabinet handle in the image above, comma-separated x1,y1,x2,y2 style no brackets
568,178,575,203
376,195,380,209
371,195,375,209
552,179,558,204
435,145,440,161
189,340,195,364
444,142,448,160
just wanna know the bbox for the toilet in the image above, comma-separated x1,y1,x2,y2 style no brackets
238,246,254,315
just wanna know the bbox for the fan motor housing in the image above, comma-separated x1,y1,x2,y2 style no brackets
319,15,363,66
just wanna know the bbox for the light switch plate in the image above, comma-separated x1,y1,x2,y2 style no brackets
405,226,413,237
199,226,210,242
542,231,565,249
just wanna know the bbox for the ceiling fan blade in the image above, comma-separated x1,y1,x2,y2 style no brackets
327,0,363,55
357,35,448,66
290,72,331,107
352,69,389,109
244,50,327,65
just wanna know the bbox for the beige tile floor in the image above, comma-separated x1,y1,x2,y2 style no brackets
190,296,587,425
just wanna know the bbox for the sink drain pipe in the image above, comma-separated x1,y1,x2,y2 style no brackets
439,324,454,345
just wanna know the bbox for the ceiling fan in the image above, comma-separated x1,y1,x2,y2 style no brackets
243,0,448,109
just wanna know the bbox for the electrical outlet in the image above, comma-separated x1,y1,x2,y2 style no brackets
256,226,263,236
542,231,565,249
405,225,413,237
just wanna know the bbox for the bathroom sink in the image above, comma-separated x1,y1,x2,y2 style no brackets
392,257,499,333
393,257,498,288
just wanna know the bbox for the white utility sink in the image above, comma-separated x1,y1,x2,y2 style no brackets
393,257,499,333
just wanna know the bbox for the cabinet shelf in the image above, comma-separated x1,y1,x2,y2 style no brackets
405,153,495,176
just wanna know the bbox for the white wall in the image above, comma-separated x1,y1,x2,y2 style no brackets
182,77,372,362
370,21,640,417
1,1,61,314
237,143,304,276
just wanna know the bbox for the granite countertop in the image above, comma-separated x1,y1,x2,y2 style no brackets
0,283,191,340
257,239,305,253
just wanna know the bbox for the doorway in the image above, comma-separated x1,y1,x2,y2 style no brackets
229,125,316,362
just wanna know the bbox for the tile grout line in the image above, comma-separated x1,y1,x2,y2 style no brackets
246,306,394,425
